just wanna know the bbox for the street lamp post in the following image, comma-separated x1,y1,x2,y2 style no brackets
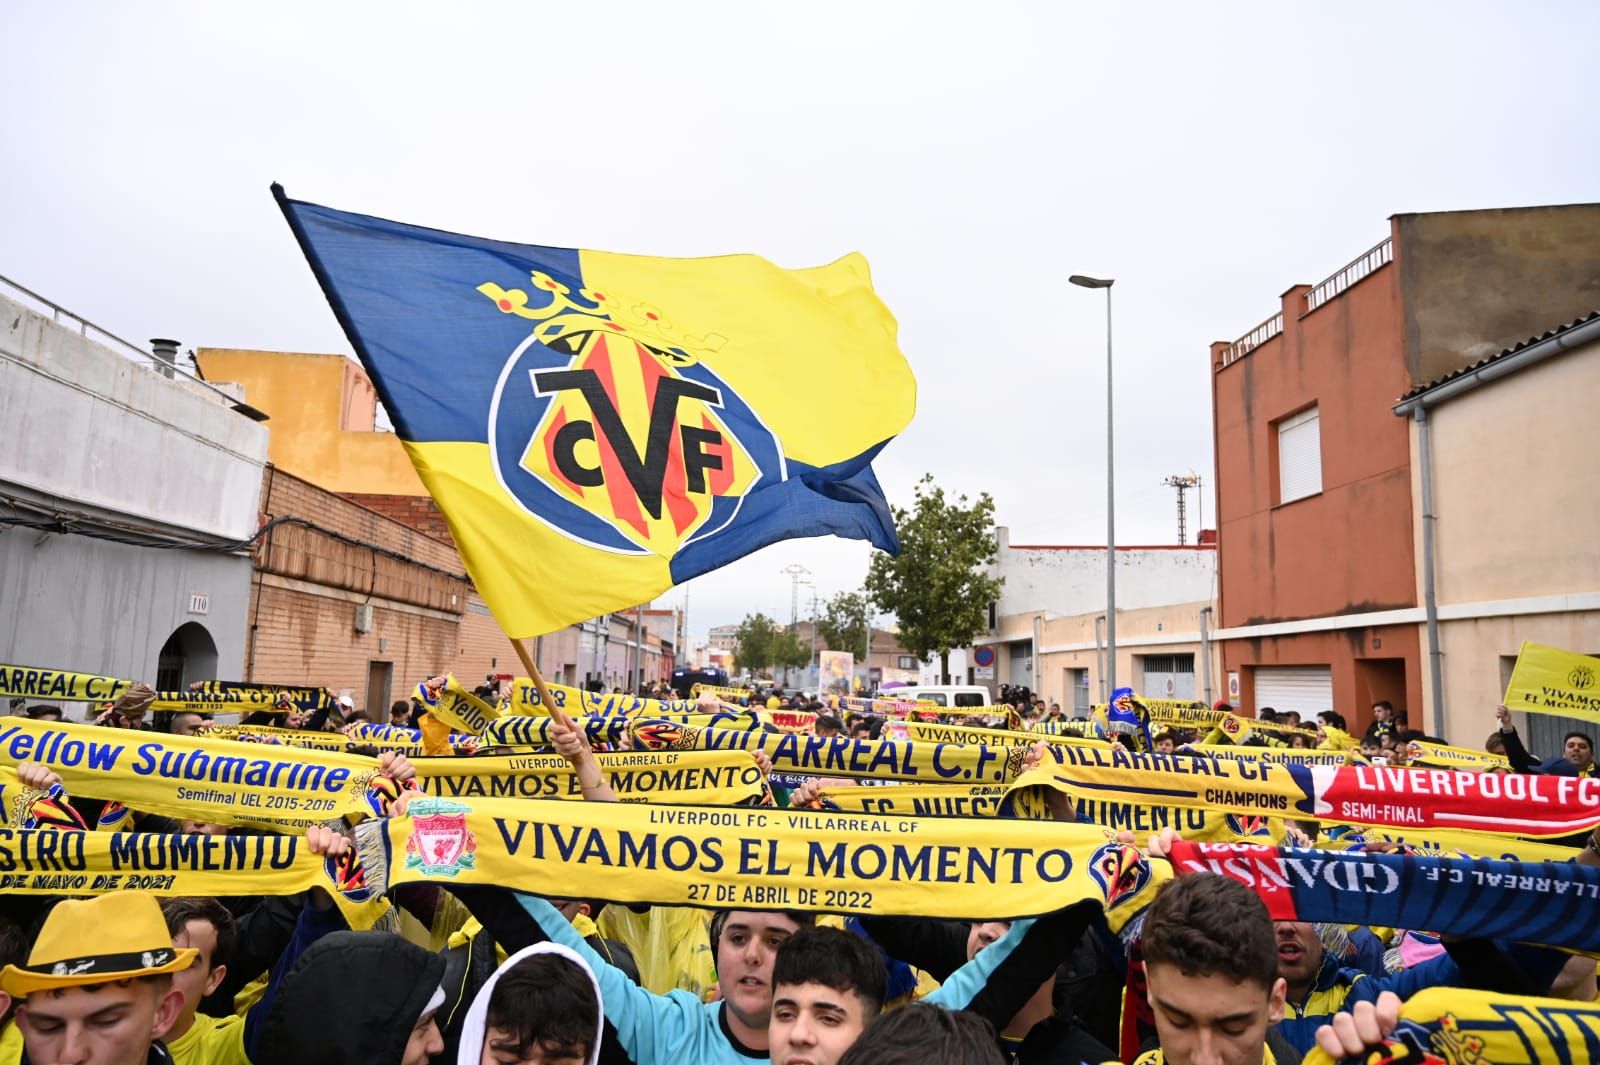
1069,274,1116,697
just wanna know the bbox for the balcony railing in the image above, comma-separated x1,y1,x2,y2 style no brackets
1221,311,1283,367
1305,237,1393,312
1219,235,1394,369
1,271,267,419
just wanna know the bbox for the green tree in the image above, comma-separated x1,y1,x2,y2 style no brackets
770,628,813,685
865,474,1002,683
733,612,779,678
815,591,871,658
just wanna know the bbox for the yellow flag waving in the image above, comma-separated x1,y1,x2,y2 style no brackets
277,187,915,637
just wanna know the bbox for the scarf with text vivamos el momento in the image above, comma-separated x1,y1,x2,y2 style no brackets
628,720,1030,784
412,749,769,805
1166,840,1600,954
1004,746,1600,838
0,717,403,827
1300,987,1600,1065
0,826,387,927
356,797,1170,925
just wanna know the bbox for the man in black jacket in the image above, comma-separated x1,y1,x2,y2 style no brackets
854,906,1118,1064
253,931,447,1065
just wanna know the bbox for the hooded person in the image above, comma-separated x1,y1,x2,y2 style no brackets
456,943,603,1065
253,931,446,1065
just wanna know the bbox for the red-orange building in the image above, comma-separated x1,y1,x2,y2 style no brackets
1208,204,1600,736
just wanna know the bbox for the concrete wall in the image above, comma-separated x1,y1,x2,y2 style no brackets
194,349,425,495
1407,330,1600,742
2,296,268,539
0,529,251,700
1035,601,1221,710
940,602,1220,710
0,291,265,699
1397,204,1600,386
992,527,1215,616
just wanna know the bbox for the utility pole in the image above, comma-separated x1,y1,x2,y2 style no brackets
779,565,811,685
634,603,645,692
806,584,819,687
861,606,871,689
677,590,688,669
780,564,811,630
1163,474,1201,545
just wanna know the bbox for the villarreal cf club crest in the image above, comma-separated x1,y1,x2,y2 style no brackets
1226,812,1272,839
481,271,783,557
1088,842,1152,910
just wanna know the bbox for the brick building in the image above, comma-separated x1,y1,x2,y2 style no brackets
246,467,471,715
1207,203,1600,738
198,348,676,708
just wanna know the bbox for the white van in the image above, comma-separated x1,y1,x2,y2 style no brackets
889,685,992,708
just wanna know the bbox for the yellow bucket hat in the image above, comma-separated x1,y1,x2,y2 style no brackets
0,893,196,997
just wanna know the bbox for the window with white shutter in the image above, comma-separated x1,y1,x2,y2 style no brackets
1277,406,1322,504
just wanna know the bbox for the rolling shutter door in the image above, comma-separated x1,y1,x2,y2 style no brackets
1252,666,1332,716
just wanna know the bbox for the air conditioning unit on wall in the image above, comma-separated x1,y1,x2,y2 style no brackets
354,603,374,633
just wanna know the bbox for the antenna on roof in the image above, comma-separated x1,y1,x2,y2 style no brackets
1162,473,1201,544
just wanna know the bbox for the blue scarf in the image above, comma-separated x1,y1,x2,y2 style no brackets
1168,840,1600,953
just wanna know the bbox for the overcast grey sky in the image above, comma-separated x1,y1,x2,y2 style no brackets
5,2,1598,649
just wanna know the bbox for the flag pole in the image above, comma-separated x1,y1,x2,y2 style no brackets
509,636,575,731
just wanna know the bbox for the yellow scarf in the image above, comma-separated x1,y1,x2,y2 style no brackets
630,721,1030,784
0,717,395,827
419,675,502,735
1321,825,1578,863
817,781,1284,843
1301,987,1600,1065
899,720,1110,750
0,825,385,927
197,724,352,752
0,663,129,702
482,713,763,748
357,797,1168,926
1403,739,1510,772
816,783,1011,818
508,679,697,718
412,750,768,805
1185,743,1350,767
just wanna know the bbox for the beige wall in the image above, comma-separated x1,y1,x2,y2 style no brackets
1425,335,1600,605
998,601,1220,710
1407,333,1600,739
1435,613,1600,749
196,349,426,495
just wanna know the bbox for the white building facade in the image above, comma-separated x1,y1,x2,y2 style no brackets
0,287,269,704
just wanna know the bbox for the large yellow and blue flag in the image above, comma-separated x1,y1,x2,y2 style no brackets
274,187,915,637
